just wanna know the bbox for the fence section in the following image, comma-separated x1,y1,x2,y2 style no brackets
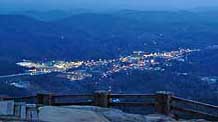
1,91,218,121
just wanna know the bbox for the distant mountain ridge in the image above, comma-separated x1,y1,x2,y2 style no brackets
0,10,218,62
0,9,94,21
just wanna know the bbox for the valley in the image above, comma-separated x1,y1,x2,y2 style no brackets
0,10,217,105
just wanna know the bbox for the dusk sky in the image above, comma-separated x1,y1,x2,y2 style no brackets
1,0,218,11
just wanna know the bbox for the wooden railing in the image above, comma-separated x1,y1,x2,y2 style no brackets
171,96,218,120
2,91,218,121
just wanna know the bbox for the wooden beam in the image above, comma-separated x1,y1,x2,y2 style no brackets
172,96,218,109
172,106,218,121
109,102,154,107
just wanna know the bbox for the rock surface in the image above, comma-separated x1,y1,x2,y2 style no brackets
39,106,109,122
38,106,211,122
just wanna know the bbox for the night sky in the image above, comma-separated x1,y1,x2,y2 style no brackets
1,0,218,11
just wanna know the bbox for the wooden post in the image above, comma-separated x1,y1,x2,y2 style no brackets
155,91,173,115
37,93,54,105
94,90,110,107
